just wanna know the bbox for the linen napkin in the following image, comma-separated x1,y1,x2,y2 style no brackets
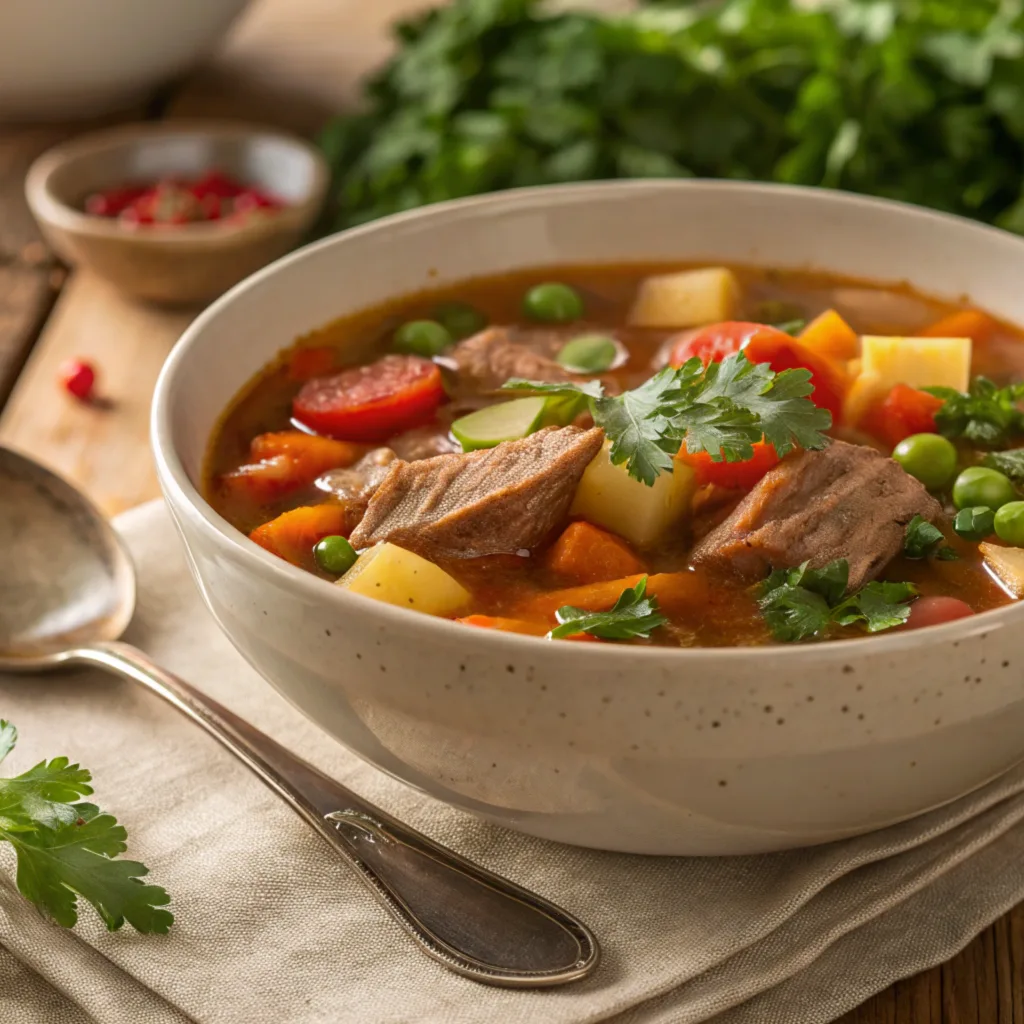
3,501,1024,1024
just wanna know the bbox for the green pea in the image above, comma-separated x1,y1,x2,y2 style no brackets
522,282,584,323
892,433,958,490
952,466,1017,511
393,320,452,357
556,333,619,373
953,506,996,542
314,535,358,576
433,302,487,340
995,501,1024,546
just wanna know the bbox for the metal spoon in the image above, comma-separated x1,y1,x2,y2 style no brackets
0,446,598,987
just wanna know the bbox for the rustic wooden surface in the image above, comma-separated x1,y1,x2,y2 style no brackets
0,1,1020,1019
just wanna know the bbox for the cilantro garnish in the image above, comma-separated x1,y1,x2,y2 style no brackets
0,721,172,933
505,350,832,485
759,560,918,643
982,448,1024,482
953,506,996,541
548,576,668,641
904,515,958,561
925,377,1024,446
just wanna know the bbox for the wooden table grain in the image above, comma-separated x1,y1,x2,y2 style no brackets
0,1,1020,1019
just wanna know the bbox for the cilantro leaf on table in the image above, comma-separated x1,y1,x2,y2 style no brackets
982,448,1024,481
758,560,918,642
505,351,831,486
904,515,958,561
925,378,1024,446
548,576,668,640
0,721,172,934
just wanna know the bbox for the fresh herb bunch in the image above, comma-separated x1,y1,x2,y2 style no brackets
759,560,918,642
549,576,668,640
505,350,832,485
926,377,1024,445
0,721,172,933
317,0,1024,233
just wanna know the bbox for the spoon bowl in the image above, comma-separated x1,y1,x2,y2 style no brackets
0,446,134,665
0,445,598,986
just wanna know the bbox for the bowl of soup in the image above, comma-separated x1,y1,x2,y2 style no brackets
152,181,1024,855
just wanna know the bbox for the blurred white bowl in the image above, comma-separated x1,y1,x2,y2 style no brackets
0,0,253,121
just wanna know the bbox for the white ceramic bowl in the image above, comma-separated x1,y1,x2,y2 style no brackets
153,181,1024,856
0,0,252,121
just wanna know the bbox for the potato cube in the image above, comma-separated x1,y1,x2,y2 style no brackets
570,442,696,548
338,543,470,616
860,336,971,392
980,542,1024,599
628,267,740,329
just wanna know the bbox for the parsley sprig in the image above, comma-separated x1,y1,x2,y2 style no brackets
0,721,172,933
505,351,832,485
925,377,1024,446
904,515,958,561
759,561,918,643
982,448,1024,481
549,576,667,640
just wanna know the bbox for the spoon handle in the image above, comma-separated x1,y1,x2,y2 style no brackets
71,640,598,988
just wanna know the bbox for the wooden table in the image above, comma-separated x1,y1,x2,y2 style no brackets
0,2,1020,1019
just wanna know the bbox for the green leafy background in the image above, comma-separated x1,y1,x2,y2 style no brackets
317,0,1024,233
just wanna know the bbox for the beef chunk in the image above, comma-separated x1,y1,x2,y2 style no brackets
349,426,604,559
691,439,943,591
315,448,397,501
452,327,573,391
389,424,461,461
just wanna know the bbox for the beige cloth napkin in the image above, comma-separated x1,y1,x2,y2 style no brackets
3,500,1024,1024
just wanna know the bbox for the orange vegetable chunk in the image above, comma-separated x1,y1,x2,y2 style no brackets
520,571,708,622
798,309,859,361
249,504,354,568
457,614,600,641
545,521,645,583
918,309,997,345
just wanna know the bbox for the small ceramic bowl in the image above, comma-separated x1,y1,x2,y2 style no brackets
25,121,329,305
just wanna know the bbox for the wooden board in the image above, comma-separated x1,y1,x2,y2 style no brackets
0,271,192,515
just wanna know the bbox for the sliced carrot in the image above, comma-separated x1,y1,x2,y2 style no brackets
220,432,364,504
287,346,336,381
249,504,355,568
520,571,708,622
456,614,600,642
918,309,998,345
545,522,645,584
798,309,859,362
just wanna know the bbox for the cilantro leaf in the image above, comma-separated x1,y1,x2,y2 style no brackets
904,515,958,560
505,351,831,486
759,559,918,642
925,378,1024,446
832,581,919,632
502,378,605,401
548,576,668,640
953,505,996,541
6,808,173,933
982,448,1024,481
0,723,172,934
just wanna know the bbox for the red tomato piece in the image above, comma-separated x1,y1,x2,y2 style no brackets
861,384,943,448
58,358,96,401
292,354,447,442
668,321,787,366
668,321,847,425
680,440,781,490
904,596,974,630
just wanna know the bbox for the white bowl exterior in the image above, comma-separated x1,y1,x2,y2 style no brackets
154,181,1024,854
0,0,251,120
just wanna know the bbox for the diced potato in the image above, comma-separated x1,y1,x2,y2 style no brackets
842,369,887,429
570,442,696,548
337,543,470,616
980,542,1024,598
861,336,971,392
628,267,740,329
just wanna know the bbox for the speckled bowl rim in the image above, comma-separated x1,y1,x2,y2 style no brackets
25,120,329,247
152,179,1024,663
